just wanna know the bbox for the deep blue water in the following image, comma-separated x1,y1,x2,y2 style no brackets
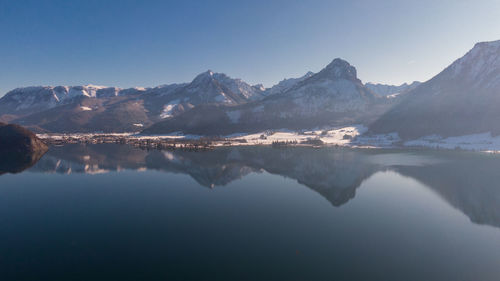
1,144,500,280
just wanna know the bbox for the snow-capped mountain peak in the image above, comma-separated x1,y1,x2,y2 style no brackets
186,70,264,104
190,70,216,84
314,58,359,81
280,58,375,104
0,85,122,113
448,40,500,88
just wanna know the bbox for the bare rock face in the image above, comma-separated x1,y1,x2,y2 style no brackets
0,122,48,174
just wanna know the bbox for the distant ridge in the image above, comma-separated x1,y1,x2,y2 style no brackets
365,81,421,97
0,71,265,133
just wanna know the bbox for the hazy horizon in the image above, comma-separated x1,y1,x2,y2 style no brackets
1,0,500,95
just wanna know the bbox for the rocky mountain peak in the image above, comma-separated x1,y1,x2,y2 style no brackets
191,70,216,84
473,40,500,50
318,58,358,81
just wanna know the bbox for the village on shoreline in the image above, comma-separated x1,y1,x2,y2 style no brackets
36,126,372,150
36,125,500,154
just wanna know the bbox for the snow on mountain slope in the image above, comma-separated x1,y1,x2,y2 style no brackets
143,58,390,135
370,40,500,139
264,71,314,95
0,68,262,119
0,70,267,132
179,70,264,105
142,70,266,121
210,72,265,101
0,85,138,115
449,40,500,88
365,81,420,97
249,58,381,118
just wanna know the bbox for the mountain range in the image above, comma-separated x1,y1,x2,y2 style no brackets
0,71,266,133
143,58,393,135
0,58,397,134
1,39,500,140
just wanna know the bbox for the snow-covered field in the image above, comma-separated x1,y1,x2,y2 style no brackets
225,125,367,146
37,125,368,146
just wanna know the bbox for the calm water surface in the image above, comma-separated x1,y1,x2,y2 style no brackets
1,144,500,280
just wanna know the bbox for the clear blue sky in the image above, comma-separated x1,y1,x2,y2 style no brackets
1,0,500,95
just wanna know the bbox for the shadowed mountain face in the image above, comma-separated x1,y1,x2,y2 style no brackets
27,144,500,229
370,40,500,139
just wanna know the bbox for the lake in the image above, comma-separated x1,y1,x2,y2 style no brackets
1,144,500,280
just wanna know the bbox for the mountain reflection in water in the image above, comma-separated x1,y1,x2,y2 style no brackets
0,150,46,176
29,144,500,229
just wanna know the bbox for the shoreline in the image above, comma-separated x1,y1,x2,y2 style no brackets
36,131,500,154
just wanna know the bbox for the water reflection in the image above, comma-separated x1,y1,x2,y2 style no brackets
27,144,500,229
393,152,500,228
0,150,46,175
32,145,384,206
